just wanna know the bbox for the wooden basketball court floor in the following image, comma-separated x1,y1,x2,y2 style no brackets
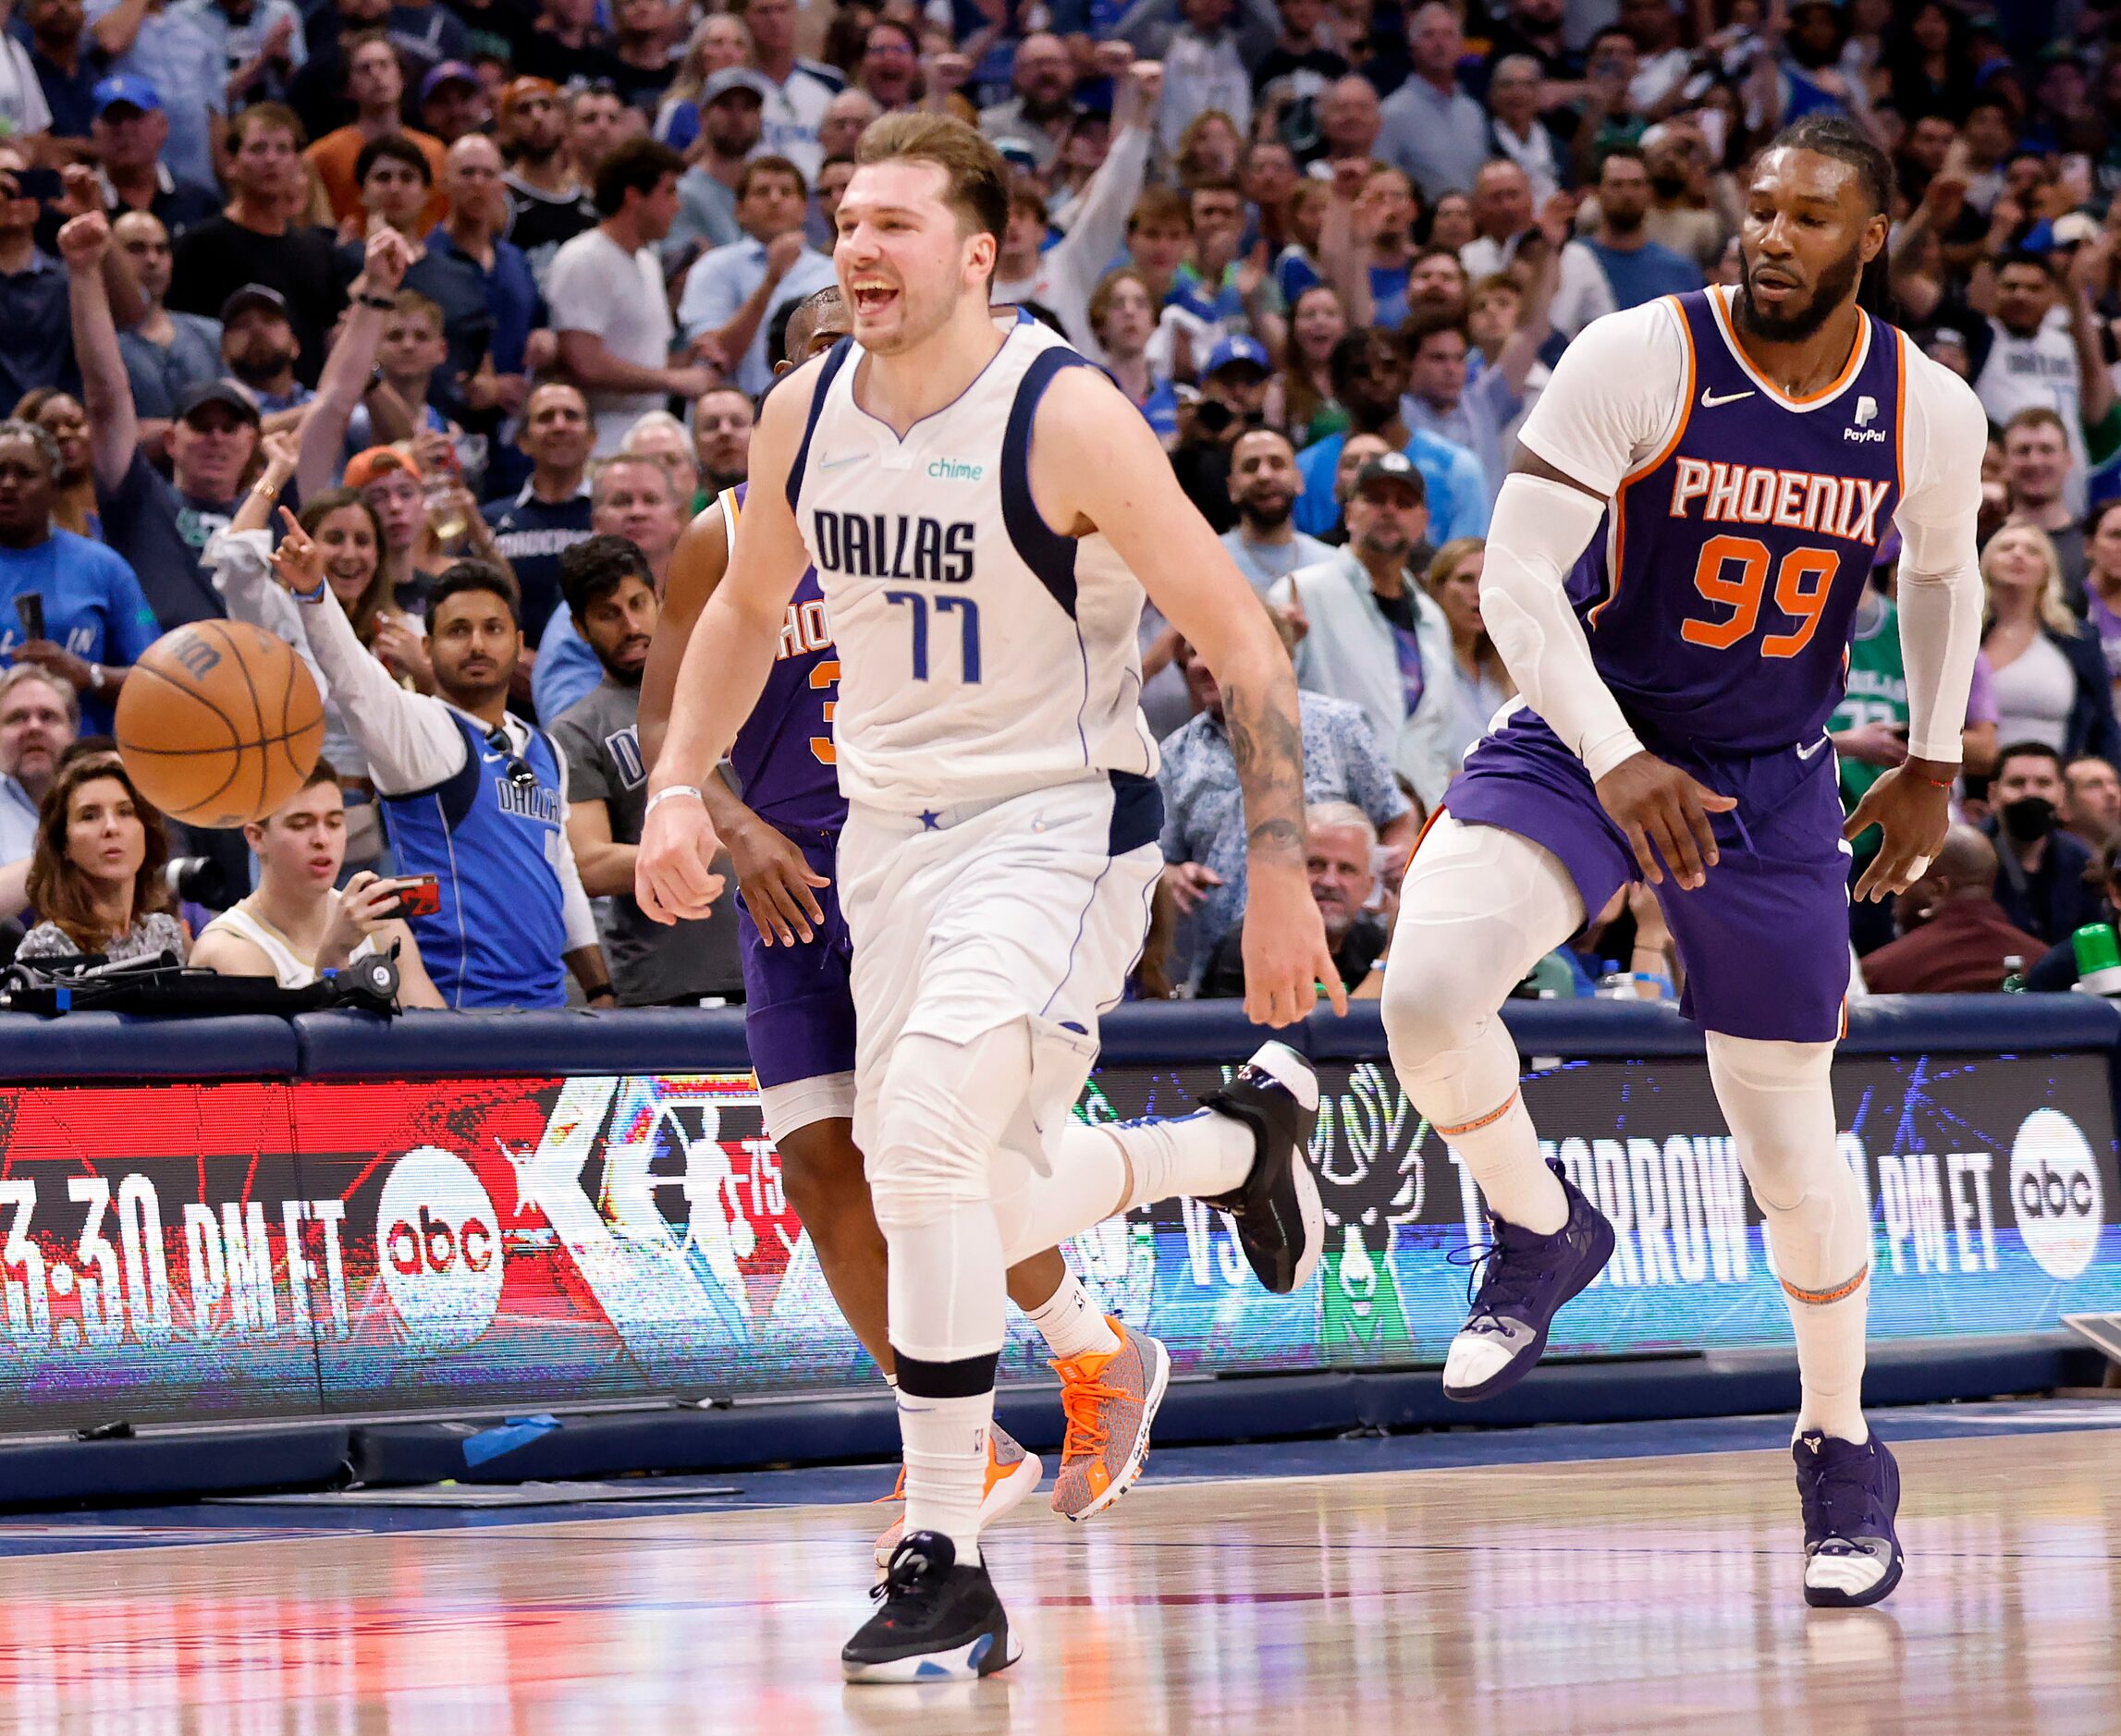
0,1404,2116,1734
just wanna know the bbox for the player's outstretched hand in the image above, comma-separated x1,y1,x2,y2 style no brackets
1844,760,1952,902
1594,751,1736,891
637,792,728,925
1242,866,1349,1027
727,812,828,947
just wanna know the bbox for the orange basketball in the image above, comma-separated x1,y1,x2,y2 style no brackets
114,621,325,827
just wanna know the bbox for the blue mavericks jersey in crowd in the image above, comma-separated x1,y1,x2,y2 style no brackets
1569,289,1906,754
382,712,569,1008
723,484,847,834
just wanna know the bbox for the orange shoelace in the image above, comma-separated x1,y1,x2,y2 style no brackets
1056,1369,1124,1464
875,1465,907,1504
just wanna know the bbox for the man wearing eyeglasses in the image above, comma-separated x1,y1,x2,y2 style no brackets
269,549,616,1009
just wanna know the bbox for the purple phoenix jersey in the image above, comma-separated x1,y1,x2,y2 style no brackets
726,483,849,837
722,483,857,1092
1449,290,1909,1045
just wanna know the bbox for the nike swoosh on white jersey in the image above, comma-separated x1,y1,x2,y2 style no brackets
1699,387,1755,408
1795,735,1830,760
817,452,864,471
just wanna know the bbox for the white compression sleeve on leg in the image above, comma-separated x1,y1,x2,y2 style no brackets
1893,509,1984,765
1705,1033,1870,1443
1477,471,1646,782
1380,814,1586,1233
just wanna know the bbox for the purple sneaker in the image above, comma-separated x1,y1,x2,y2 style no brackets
1796,1430,1905,1608
1442,1160,1614,1401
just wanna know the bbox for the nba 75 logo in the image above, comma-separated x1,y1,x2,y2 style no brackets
1845,395,1887,444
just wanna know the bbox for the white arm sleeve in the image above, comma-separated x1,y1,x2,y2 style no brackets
295,584,468,795
1479,473,1647,781
1892,351,1991,765
1479,301,1687,780
550,750,599,953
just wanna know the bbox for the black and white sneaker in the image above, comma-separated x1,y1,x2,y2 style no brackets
1796,1430,1905,1608
1201,1041,1324,1294
841,1531,1020,1683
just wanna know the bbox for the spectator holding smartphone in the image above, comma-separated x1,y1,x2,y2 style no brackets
190,760,444,1003
267,525,613,1010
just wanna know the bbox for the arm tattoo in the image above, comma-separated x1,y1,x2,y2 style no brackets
1223,672,1306,865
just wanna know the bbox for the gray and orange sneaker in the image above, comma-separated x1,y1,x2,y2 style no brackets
1049,1319,1171,1522
873,1424,1042,1568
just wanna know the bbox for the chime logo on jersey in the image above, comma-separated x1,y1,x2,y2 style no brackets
811,508,975,582
2008,1108,2103,1280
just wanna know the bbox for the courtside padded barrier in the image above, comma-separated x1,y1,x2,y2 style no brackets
0,1012,299,1081
0,1425,349,1509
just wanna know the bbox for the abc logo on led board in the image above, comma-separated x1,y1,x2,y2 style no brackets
2008,1109,2103,1281
377,1146,505,1348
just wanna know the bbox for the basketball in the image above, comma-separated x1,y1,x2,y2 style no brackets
114,621,325,828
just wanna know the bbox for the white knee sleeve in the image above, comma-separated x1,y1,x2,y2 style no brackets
866,1026,1032,1235
1706,1033,1869,1297
868,1027,1033,1367
1380,815,1584,1125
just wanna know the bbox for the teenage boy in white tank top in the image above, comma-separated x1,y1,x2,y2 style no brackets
191,762,444,1004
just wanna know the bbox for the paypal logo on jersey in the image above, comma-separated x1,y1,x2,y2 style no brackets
1845,394,1888,444
812,509,975,582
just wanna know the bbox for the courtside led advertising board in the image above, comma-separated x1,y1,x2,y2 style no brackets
0,1050,2107,1430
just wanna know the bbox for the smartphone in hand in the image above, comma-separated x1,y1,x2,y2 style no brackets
381,874,441,920
15,593,43,644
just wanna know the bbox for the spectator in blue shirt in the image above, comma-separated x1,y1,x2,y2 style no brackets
0,419,159,733
482,379,594,647
676,154,837,397
1581,144,1701,311
0,145,73,410
1293,326,1489,543
83,0,224,190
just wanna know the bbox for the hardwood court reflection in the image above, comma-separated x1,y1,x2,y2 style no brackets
0,1429,2112,1732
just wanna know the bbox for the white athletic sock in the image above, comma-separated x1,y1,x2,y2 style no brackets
1023,1265,1119,1362
1101,1114,1255,1211
1706,1034,1871,1449
897,1387,992,1565
1435,1035,1567,1235
989,1118,1251,1267
1791,1278,1870,1445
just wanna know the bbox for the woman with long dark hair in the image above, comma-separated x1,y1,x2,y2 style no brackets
17,752,185,964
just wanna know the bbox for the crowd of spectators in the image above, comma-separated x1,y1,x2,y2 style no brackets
6,0,2121,1009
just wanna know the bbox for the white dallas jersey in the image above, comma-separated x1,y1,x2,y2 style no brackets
789,313,1159,813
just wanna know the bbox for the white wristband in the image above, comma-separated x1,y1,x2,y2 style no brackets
644,785,705,818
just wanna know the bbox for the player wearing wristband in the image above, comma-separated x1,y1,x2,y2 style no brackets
1378,116,1987,1609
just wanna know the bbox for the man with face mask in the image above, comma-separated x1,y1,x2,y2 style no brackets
268,544,613,1009
552,533,738,1005
1981,741,2109,946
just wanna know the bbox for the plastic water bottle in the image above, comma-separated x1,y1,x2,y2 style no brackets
2071,924,2121,996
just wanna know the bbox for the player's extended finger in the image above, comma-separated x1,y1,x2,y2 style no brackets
1318,950,1350,1018
766,874,815,944
1676,787,1723,873
1650,801,1707,888
1623,819,1663,886
1841,786,1884,842
789,870,827,927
